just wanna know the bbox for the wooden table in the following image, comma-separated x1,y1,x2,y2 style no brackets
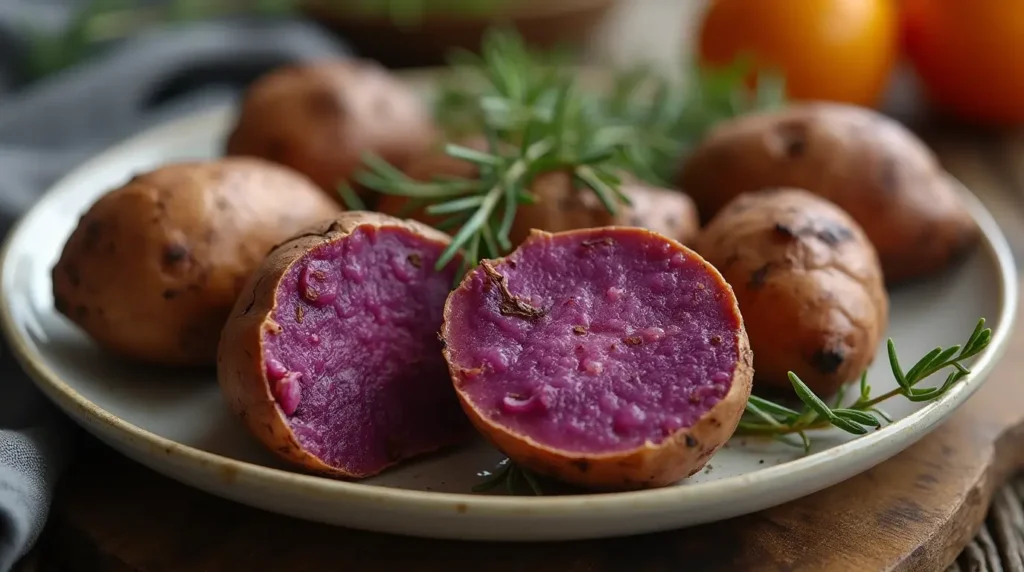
15,2,1024,571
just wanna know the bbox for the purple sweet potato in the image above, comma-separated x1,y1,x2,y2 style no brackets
440,227,754,491
217,212,470,479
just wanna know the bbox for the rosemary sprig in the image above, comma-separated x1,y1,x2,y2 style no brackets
736,318,993,452
348,29,778,277
348,29,637,276
473,318,993,495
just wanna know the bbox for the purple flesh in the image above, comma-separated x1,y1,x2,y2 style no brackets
262,226,468,476
444,229,742,455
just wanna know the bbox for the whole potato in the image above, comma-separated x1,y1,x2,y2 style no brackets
225,59,437,201
378,138,701,246
676,102,979,285
693,188,889,396
510,171,701,247
51,157,343,368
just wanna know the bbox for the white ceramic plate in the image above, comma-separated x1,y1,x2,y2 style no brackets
0,103,1018,542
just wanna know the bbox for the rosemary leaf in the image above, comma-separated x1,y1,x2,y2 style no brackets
747,395,801,420
788,372,834,421
337,183,366,211
888,339,909,389
832,409,881,428
444,144,501,167
904,346,944,385
425,194,487,215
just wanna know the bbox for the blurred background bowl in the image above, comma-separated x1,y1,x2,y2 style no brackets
301,0,620,67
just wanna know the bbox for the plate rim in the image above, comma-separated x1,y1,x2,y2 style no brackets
1,102,1018,519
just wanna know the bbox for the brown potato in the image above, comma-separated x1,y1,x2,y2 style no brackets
510,171,701,246
379,138,701,246
224,59,437,201
51,157,343,368
676,102,979,285
693,188,889,396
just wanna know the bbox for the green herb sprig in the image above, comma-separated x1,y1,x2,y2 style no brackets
346,29,634,277
737,318,993,452
345,29,781,278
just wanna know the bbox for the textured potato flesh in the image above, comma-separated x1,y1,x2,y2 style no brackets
261,226,465,475
444,231,742,455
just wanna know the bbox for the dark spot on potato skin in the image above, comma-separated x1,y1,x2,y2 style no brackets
749,263,773,289
162,289,178,300
815,222,854,246
64,264,81,287
810,348,845,375
83,221,103,251
571,460,590,473
685,435,698,448
772,120,808,158
710,335,722,346
162,243,189,266
773,223,797,239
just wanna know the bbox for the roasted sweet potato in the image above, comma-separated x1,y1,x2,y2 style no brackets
441,226,753,490
676,102,979,284
693,188,889,396
225,59,437,201
217,212,470,479
51,158,343,367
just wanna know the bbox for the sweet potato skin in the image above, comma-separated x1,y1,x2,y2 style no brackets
225,59,437,200
676,102,979,284
216,212,456,479
51,157,342,367
510,172,701,247
441,228,753,491
694,188,889,397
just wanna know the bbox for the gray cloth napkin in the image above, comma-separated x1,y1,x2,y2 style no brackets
0,6,352,570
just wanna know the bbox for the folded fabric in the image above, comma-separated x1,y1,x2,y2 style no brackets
0,9,352,570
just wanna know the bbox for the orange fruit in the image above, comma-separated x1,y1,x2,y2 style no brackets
697,0,899,108
901,0,1024,126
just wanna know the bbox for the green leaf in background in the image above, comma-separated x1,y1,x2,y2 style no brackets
24,0,510,78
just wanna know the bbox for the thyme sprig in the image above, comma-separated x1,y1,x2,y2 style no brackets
736,318,993,452
474,318,993,495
